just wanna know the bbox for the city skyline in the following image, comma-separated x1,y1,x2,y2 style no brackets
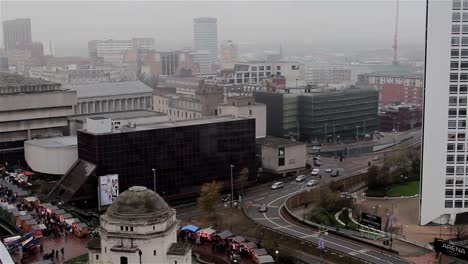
1,1,425,57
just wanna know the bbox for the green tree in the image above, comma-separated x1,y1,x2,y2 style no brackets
197,181,222,216
318,186,340,212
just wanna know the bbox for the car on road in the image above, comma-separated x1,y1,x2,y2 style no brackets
295,175,307,182
325,168,332,173
306,179,318,187
258,204,268,213
311,168,320,176
271,181,285,190
314,160,321,166
331,169,340,177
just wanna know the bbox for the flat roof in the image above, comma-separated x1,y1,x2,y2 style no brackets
25,136,77,148
82,115,250,135
0,72,58,87
256,136,305,148
69,110,166,122
64,81,153,98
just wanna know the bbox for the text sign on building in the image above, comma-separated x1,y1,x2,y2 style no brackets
360,212,382,230
434,238,468,261
99,174,119,206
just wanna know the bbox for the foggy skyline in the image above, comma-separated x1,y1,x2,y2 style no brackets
1,1,426,57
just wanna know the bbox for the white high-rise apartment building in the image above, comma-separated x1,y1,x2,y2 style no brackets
220,40,239,67
193,17,218,64
421,0,468,225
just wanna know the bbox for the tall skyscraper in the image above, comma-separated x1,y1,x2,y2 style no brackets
220,40,239,66
420,0,467,225
193,17,218,64
2,18,32,50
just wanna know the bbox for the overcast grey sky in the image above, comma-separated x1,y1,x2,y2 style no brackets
1,1,426,56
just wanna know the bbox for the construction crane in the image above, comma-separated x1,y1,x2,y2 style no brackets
392,0,400,65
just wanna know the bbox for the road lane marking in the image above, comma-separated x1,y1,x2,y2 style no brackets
254,197,265,201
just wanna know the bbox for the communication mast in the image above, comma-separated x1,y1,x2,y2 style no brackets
392,0,400,65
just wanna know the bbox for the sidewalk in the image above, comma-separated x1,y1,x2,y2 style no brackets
11,232,88,264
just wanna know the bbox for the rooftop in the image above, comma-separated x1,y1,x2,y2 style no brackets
24,136,77,148
64,81,153,98
166,243,191,256
359,72,423,79
69,110,166,122
82,115,250,135
0,72,57,87
256,136,305,148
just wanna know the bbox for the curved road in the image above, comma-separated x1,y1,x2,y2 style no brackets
243,178,412,264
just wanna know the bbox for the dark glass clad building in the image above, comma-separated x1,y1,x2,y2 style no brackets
76,116,256,202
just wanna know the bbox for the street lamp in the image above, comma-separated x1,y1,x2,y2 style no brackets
152,168,156,192
355,125,359,141
230,164,235,231
275,250,279,262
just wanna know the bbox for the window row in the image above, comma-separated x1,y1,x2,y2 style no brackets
451,61,468,70
448,132,467,141
448,108,467,116
451,48,468,58
447,142,468,151
450,73,468,81
451,36,468,46
453,0,468,10
450,84,468,94
446,178,467,186
448,120,467,128
446,166,468,174
452,24,468,33
444,200,468,208
449,96,468,105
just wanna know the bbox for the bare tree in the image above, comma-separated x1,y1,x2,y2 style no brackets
197,181,222,217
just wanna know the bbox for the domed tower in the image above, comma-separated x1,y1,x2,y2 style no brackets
88,186,192,264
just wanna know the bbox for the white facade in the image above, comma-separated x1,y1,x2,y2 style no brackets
258,137,306,175
225,62,302,88
24,136,77,175
420,0,463,225
193,17,218,64
217,97,266,138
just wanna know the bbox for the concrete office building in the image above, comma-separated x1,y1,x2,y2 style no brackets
65,81,153,115
191,50,213,74
357,72,424,106
88,38,155,65
0,73,77,162
29,66,112,84
193,17,218,64
217,96,266,138
301,63,352,85
88,186,192,264
153,84,224,119
2,18,32,50
47,116,256,205
256,136,306,176
220,61,302,87
220,40,239,67
420,0,468,225
159,51,180,76
254,87,378,142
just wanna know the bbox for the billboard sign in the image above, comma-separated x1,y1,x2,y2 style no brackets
99,174,119,206
434,238,468,261
360,212,382,230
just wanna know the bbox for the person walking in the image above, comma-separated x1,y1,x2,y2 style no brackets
55,250,59,258
61,247,64,256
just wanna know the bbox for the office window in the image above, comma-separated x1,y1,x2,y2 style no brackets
461,97,468,105
266,66,271,70
454,24,462,34
154,250,157,256
450,85,458,93
276,66,281,70
452,61,460,70
452,36,461,46
259,66,264,71
449,108,458,116
463,49,468,57
446,189,454,197
457,155,465,163
445,200,454,208
451,73,459,81
456,166,465,174
449,133,457,141
130,227,133,231
456,200,463,208
448,155,455,163
452,49,460,57
278,157,285,166
461,73,468,80
447,166,455,174
449,120,457,128
448,143,456,151
456,189,464,197
454,12,462,21
446,179,455,186
251,66,257,71
460,108,467,116
458,143,465,151
460,120,467,128
450,96,458,105
455,0,462,9
461,85,468,93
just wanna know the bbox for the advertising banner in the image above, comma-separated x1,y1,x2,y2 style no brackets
99,174,119,206
434,238,468,261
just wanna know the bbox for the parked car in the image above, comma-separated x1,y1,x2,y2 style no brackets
296,175,307,182
306,179,318,187
271,182,285,190
311,168,320,176
331,169,340,177
258,204,268,213
325,168,332,173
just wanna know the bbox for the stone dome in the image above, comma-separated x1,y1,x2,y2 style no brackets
106,186,171,221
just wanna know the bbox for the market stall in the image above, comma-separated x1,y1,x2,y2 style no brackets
197,227,216,241
73,222,88,237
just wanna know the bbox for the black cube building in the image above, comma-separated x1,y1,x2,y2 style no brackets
48,116,256,206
